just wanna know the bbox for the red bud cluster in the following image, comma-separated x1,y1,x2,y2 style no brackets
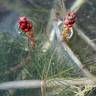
18,16,32,32
64,11,77,28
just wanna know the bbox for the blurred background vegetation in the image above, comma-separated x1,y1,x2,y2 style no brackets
0,0,96,96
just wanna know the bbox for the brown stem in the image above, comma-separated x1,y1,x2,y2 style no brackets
41,80,46,96
26,31,36,48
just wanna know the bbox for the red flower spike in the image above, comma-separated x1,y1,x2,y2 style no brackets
18,16,33,33
18,16,36,47
64,11,77,29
